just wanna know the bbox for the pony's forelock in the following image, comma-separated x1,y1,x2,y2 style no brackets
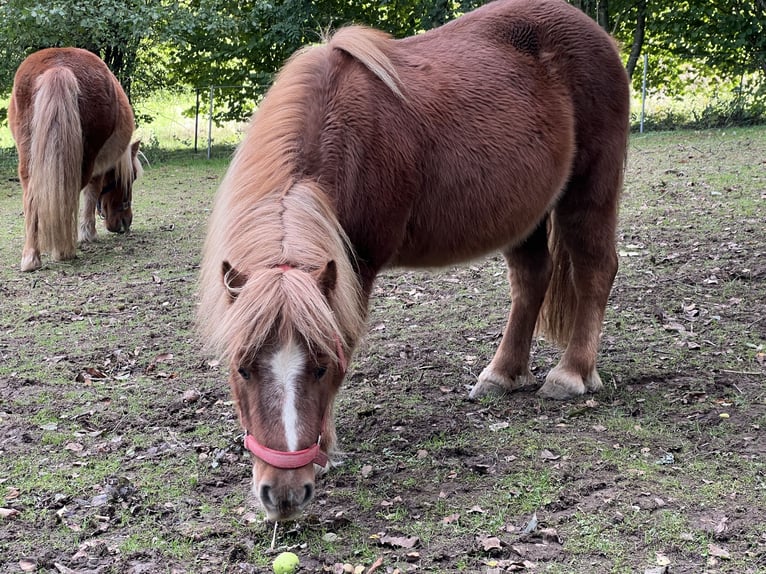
214,267,345,366
197,40,368,367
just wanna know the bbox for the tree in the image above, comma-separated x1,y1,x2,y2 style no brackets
165,0,485,122
0,0,172,100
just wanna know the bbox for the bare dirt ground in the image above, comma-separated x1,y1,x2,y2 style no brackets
0,128,765,574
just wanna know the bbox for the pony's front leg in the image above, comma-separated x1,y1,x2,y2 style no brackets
78,181,99,243
470,222,551,399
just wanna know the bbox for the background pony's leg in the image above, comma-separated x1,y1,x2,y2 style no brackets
20,176,42,272
470,220,551,399
536,173,621,399
79,179,100,243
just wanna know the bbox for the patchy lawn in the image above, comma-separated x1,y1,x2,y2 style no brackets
0,127,764,573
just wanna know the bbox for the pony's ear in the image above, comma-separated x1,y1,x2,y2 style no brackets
315,260,337,299
130,140,141,157
222,260,248,302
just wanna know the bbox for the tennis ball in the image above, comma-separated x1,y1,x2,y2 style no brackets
272,551,300,574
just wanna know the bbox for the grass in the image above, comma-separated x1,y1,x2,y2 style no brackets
0,119,765,572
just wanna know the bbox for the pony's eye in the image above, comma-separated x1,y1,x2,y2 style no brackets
237,367,251,380
314,366,327,380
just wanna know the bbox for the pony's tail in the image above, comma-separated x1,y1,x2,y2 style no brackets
536,213,576,347
28,67,82,260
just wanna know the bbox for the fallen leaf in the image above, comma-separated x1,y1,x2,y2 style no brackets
714,516,729,535
378,534,419,549
540,449,560,461
19,560,36,572
366,556,384,574
655,551,671,566
182,389,201,403
78,367,107,381
0,508,20,519
442,514,460,524
477,535,502,551
708,543,730,559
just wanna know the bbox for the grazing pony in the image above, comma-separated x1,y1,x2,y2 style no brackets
198,0,630,521
9,47,142,272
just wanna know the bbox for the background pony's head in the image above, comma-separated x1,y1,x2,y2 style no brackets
98,140,142,233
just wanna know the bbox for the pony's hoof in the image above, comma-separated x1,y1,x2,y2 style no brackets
20,254,41,272
469,367,533,400
584,369,604,392
537,365,604,400
78,229,97,243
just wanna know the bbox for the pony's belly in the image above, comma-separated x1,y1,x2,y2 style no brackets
392,204,549,268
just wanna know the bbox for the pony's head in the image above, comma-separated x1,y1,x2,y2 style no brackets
199,176,367,521
220,260,350,520
98,140,142,233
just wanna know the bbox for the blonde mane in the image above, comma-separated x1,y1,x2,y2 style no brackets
198,42,366,365
115,143,142,201
329,26,404,99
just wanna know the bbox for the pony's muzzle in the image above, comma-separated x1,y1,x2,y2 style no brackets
106,214,132,234
254,467,316,521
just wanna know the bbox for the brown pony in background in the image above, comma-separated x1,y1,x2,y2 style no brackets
198,0,630,521
9,47,142,272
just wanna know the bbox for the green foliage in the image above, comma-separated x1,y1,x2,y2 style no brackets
0,0,764,129
0,0,173,98
164,0,487,122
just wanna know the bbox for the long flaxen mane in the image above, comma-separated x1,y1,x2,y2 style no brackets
198,30,403,365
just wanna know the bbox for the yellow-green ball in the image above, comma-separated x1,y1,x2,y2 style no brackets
273,551,300,574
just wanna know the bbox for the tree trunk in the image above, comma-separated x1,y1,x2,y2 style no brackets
626,0,647,80
598,0,610,32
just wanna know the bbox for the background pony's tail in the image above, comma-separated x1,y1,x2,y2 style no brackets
28,67,82,260
536,214,576,347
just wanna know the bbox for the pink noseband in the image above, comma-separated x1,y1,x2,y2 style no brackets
245,432,328,469
243,263,347,469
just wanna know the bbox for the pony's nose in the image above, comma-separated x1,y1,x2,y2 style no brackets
259,482,314,521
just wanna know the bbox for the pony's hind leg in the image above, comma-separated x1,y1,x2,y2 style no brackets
78,180,99,243
536,185,620,400
470,220,551,399
20,180,42,272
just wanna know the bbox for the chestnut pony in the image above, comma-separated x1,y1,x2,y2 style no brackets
9,47,142,272
198,0,630,521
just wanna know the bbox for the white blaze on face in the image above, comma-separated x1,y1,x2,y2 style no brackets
269,337,306,451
